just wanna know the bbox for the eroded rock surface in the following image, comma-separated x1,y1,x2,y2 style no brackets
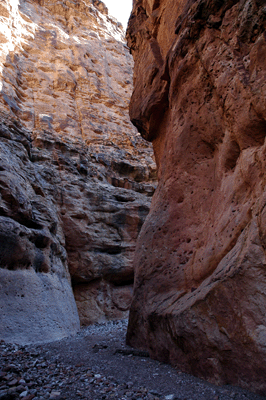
0,0,156,343
0,118,80,344
126,0,266,394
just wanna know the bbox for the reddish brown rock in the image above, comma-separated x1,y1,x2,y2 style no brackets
126,0,266,394
0,0,156,343
74,280,133,325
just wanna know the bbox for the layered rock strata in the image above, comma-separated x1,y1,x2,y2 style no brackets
126,0,266,394
0,0,156,343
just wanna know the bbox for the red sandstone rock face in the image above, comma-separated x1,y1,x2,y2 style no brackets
127,0,266,394
0,0,156,343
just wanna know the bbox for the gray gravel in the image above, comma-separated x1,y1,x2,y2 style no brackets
1,320,265,400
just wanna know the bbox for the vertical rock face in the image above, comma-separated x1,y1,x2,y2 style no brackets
0,0,156,343
127,0,266,394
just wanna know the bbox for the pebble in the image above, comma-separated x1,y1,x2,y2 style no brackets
50,391,61,399
9,378,19,386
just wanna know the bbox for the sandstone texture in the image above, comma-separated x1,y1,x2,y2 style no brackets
126,0,266,394
0,0,156,343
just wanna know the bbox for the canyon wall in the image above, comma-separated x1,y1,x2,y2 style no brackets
0,0,156,344
126,0,266,394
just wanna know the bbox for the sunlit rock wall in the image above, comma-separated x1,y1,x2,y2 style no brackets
0,0,156,343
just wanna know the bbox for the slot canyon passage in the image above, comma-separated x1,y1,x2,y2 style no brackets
0,0,156,344
1,0,266,399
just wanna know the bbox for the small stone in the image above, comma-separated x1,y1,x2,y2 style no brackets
16,385,27,393
8,387,18,394
165,395,175,400
50,391,61,399
20,391,28,398
22,395,35,400
0,390,8,400
3,374,13,381
8,378,18,386
149,390,160,396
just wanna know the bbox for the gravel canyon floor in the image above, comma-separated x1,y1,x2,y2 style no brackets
0,320,265,400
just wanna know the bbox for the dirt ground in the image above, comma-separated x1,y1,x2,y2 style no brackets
1,320,265,400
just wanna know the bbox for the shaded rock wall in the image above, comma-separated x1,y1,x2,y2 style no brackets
126,0,266,394
0,0,156,343
0,118,80,344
